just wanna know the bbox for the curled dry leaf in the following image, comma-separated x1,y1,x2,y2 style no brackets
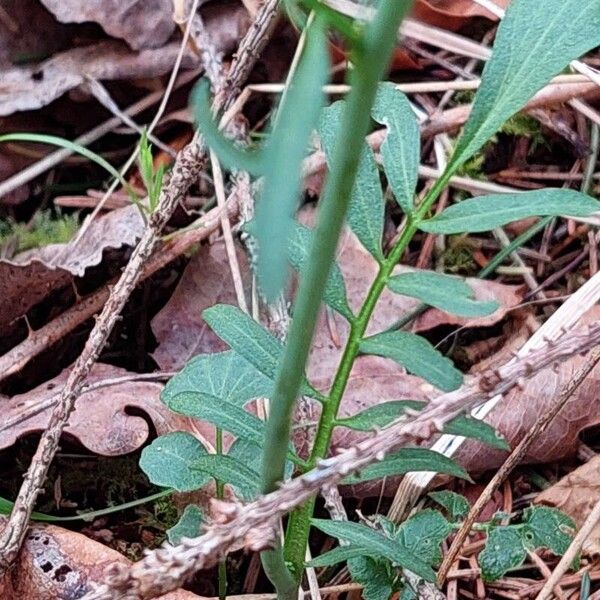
456,306,600,475
0,519,204,599
534,455,600,556
0,1,250,116
0,363,193,456
0,204,144,330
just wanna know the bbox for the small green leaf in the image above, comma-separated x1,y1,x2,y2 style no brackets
371,82,419,214
202,305,317,397
349,556,395,600
228,438,295,484
480,527,526,582
255,20,329,300
521,506,575,556
387,271,498,317
428,491,470,521
395,509,452,567
450,0,600,169
419,190,600,235
311,519,436,582
319,101,385,260
345,448,470,484
192,454,261,501
140,433,211,492
307,544,373,567
192,79,265,175
167,505,204,544
360,331,463,392
162,351,273,409
289,222,353,320
444,415,510,451
168,391,266,445
336,400,426,431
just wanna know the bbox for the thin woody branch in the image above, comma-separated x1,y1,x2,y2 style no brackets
84,321,600,600
0,0,281,573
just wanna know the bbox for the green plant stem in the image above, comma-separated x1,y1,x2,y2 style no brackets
216,428,227,600
283,149,457,577
259,1,413,595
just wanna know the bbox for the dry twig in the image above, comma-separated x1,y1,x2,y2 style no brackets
84,320,600,600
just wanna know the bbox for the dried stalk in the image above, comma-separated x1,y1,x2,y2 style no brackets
0,0,281,572
84,320,600,600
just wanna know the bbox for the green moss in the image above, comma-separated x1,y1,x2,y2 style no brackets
0,210,79,253
441,242,476,275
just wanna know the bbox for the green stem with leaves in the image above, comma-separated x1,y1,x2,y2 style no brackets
259,2,414,594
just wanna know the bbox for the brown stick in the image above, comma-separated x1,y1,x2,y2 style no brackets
0,0,281,573
84,321,600,600
436,344,600,585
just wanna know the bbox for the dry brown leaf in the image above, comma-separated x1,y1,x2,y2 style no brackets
0,519,204,599
0,363,192,456
151,239,252,371
0,204,144,330
534,456,600,556
456,306,600,475
413,0,510,30
0,1,250,116
40,0,177,50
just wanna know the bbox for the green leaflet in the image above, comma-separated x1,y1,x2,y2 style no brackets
311,519,436,582
168,391,266,446
307,544,374,567
162,351,273,409
336,400,426,431
319,101,385,261
428,491,470,521
360,331,463,392
192,454,261,501
444,415,510,451
449,0,600,170
371,82,419,214
345,447,469,484
140,432,211,492
394,509,452,568
203,304,318,398
479,527,526,582
289,222,353,320
521,506,576,556
387,271,498,317
167,505,204,544
255,19,329,300
348,556,396,600
420,190,600,234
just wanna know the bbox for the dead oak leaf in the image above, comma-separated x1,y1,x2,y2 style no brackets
0,363,193,456
0,519,204,599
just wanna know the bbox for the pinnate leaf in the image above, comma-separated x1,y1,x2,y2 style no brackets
371,82,419,214
307,544,373,567
140,432,211,492
360,331,463,392
349,556,395,600
520,506,575,556
419,190,600,234
319,101,385,260
387,271,498,317
450,0,600,169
